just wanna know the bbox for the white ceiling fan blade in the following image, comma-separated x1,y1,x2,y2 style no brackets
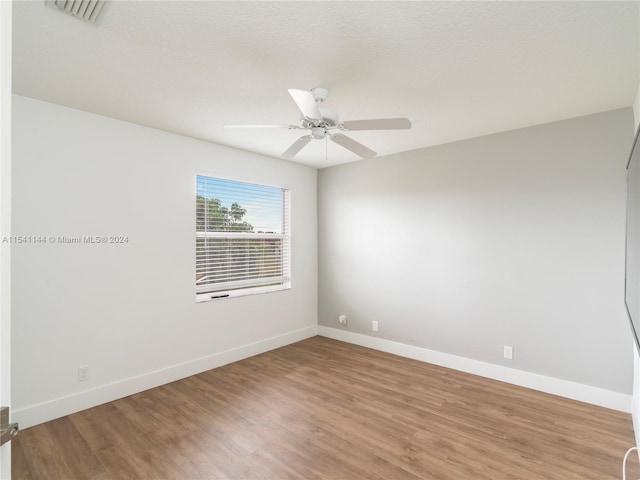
282,135,313,159
330,134,377,159
224,124,297,129
341,118,411,131
288,89,322,121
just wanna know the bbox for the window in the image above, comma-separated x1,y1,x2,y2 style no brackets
196,175,290,301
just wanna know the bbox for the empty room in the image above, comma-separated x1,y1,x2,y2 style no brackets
1,1,640,479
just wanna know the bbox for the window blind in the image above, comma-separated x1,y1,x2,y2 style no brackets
196,175,290,299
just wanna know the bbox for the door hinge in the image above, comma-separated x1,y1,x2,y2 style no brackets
0,407,18,446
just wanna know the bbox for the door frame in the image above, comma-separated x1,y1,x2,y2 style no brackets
0,0,12,478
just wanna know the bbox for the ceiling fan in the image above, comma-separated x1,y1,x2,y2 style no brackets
224,87,411,160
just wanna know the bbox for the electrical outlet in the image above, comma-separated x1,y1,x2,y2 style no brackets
78,366,89,382
338,315,347,325
372,320,379,332
503,346,513,360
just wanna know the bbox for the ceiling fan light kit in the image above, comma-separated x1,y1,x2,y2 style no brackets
224,87,411,161
311,127,326,140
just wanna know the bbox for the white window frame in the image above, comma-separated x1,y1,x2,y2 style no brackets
196,174,291,302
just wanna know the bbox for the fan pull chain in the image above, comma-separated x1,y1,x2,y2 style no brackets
325,135,328,164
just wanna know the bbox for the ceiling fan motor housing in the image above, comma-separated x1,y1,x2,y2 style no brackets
311,87,329,103
301,107,340,129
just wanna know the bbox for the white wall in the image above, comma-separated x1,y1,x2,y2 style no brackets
11,95,318,428
319,108,634,398
634,86,640,129
631,83,640,446
0,1,11,478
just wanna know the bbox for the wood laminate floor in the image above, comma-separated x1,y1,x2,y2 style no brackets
12,336,640,479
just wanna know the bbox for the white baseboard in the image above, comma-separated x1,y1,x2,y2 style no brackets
14,325,318,429
318,326,633,413
632,342,640,448
634,393,640,449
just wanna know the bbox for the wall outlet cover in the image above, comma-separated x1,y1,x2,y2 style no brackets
503,346,513,360
78,366,89,382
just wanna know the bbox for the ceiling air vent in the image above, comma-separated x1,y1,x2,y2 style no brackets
45,0,106,23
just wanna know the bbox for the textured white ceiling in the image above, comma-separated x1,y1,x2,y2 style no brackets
12,1,640,168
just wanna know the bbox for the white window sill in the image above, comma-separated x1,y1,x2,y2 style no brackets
196,283,291,303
